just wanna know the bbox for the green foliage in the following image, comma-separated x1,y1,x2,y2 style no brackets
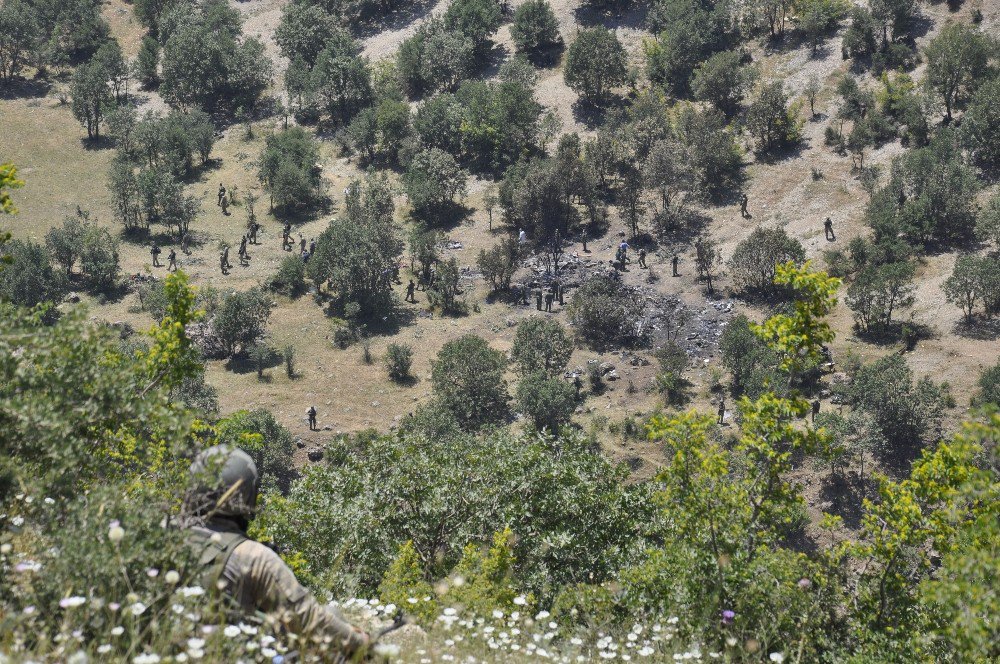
567,277,645,349
427,256,463,314
644,0,727,96
384,342,414,382
258,127,323,211
136,36,160,86
923,22,995,120
397,19,475,97
653,340,689,404
71,58,112,140
564,27,627,103
847,353,948,454
214,409,295,493
307,174,402,318
456,79,542,173
268,255,307,297
0,239,66,308
795,0,849,52
257,426,646,600
211,287,273,358
962,78,1000,172
476,237,519,292
498,155,577,246
413,92,465,155
746,81,803,154
444,0,503,50
719,314,783,397
159,5,272,112
0,0,40,85
403,147,468,215
691,51,756,115
274,2,344,67
516,371,576,430
672,104,743,197
379,540,440,623
431,334,509,429
751,262,839,378
511,0,560,55
846,261,915,334
45,212,87,274
78,224,120,293
512,317,574,378
308,37,372,125
973,362,1000,407
943,253,1000,323
843,6,878,59
729,227,806,294
446,527,524,615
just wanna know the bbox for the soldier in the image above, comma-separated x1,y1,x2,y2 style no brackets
151,243,162,267
282,223,292,250
717,398,726,425
221,195,230,216
239,235,248,259
167,248,177,271
739,193,750,219
184,446,370,658
535,289,543,311
405,280,416,303
619,241,629,262
581,228,588,253
811,398,821,423
638,248,647,269
181,232,191,254
672,255,679,277
220,251,228,275
544,289,554,312
248,222,259,245
824,217,835,241
217,184,227,207
299,235,307,254
556,280,564,305
309,238,316,256
573,374,582,398
307,406,317,431
222,245,232,270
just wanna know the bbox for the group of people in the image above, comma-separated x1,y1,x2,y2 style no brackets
150,242,178,271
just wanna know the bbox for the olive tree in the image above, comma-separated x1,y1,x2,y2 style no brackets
746,81,802,154
516,372,576,431
258,127,322,211
923,23,994,122
729,227,806,294
566,277,646,348
0,0,39,85
845,261,915,334
212,287,274,358
403,147,468,216
511,0,560,56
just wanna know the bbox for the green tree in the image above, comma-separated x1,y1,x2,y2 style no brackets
413,92,465,156
456,79,542,172
215,409,295,493
309,38,372,124
212,287,273,358
135,36,160,87
258,127,322,211
268,255,307,297
476,237,519,292
404,147,468,215
644,0,725,95
274,2,344,67
427,256,462,314
0,239,66,307
729,226,806,294
307,174,402,317
516,372,576,430
511,0,560,55
431,334,509,429
719,314,782,397
384,343,414,382
71,58,112,140
673,104,743,197
512,317,574,378
972,362,1000,407
444,0,503,51
566,276,646,348
961,78,1000,172
45,212,87,274
746,81,802,154
976,190,1000,249
846,261,915,334
923,22,995,121
0,0,39,85
943,253,995,323
79,224,120,292
564,27,627,103
397,19,475,97
691,51,756,116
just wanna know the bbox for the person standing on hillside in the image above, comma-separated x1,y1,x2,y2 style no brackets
151,243,161,267
739,193,750,219
184,446,370,659
217,184,227,207
167,248,177,271
824,217,836,241
307,405,317,431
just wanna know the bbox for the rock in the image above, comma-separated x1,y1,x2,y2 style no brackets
307,449,323,462
599,362,616,375
64,292,81,303
606,370,620,381
296,439,306,449
371,400,380,408
110,321,135,338
321,425,332,431
505,318,517,327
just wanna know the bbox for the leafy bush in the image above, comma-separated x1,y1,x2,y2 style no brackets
0,239,65,308
269,255,307,297
746,81,803,154
511,0,560,55
476,238,519,292
943,253,1000,323
211,287,273,358
431,334,509,429
444,0,503,50
567,277,645,348
45,213,87,275
79,224,120,293
397,19,475,98
258,127,323,212
384,343,414,382
846,261,915,334
729,227,805,294
691,51,756,115
516,372,577,430
256,426,648,600
564,27,627,103
403,147,468,215
973,361,1000,407
512,316,574,378
719,314,783,397
214,409,296,493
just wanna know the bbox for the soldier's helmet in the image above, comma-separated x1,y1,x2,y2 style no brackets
188,445,260,519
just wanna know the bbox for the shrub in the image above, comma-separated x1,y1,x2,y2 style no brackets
567,277,645,348
283,344,296,378
0,239,66,308
136,36,159,86
691,51,756,115
719,314,784,397
214,409,296,493
512,317,574,378
516,371,577,430
746,81,802,154
212,287,273,358
258,127,322,212
431,334,509,429
444,0,503,50
729,227,805,294
403,147,468,215
511,0,560,55
269,255,307,297
79,224,120,293
846,261,915,334
477,238,519,292
45,213,87,274
973,361,1000,407
564,27,627,103
385,343,414,382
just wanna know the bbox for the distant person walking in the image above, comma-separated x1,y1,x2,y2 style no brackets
307,406,317,431
167,248,177,271
151,243,161,267
717,398,726,425
739,193,750,219
672,255,679,277
217,184,227,207
824,217,836,241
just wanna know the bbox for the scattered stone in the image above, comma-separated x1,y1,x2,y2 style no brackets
599,362,616,375
606,370,620,381
296,439,305,449
307,449,323,462
64,292,81,303
321,425,332,431
627,457,643,471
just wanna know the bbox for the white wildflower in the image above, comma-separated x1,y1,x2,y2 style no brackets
0,543,11,555
179,586,204,598
239,622,257,635
261,648,277,658
11,516,24,527
513,596,527,606
186,639,205,650
67,651,88,664
492,610,504,620
97,645,112,655
443,607,457,616
223,625,241,638
725,637,737,647
107,526,125,543
373,644,400,658
111,627,125,636
769,654,785,663
132,654,161,664
59,596,86,609
536,611,550,620
130,602,148,616
44,497,55,505
638,646,654,657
